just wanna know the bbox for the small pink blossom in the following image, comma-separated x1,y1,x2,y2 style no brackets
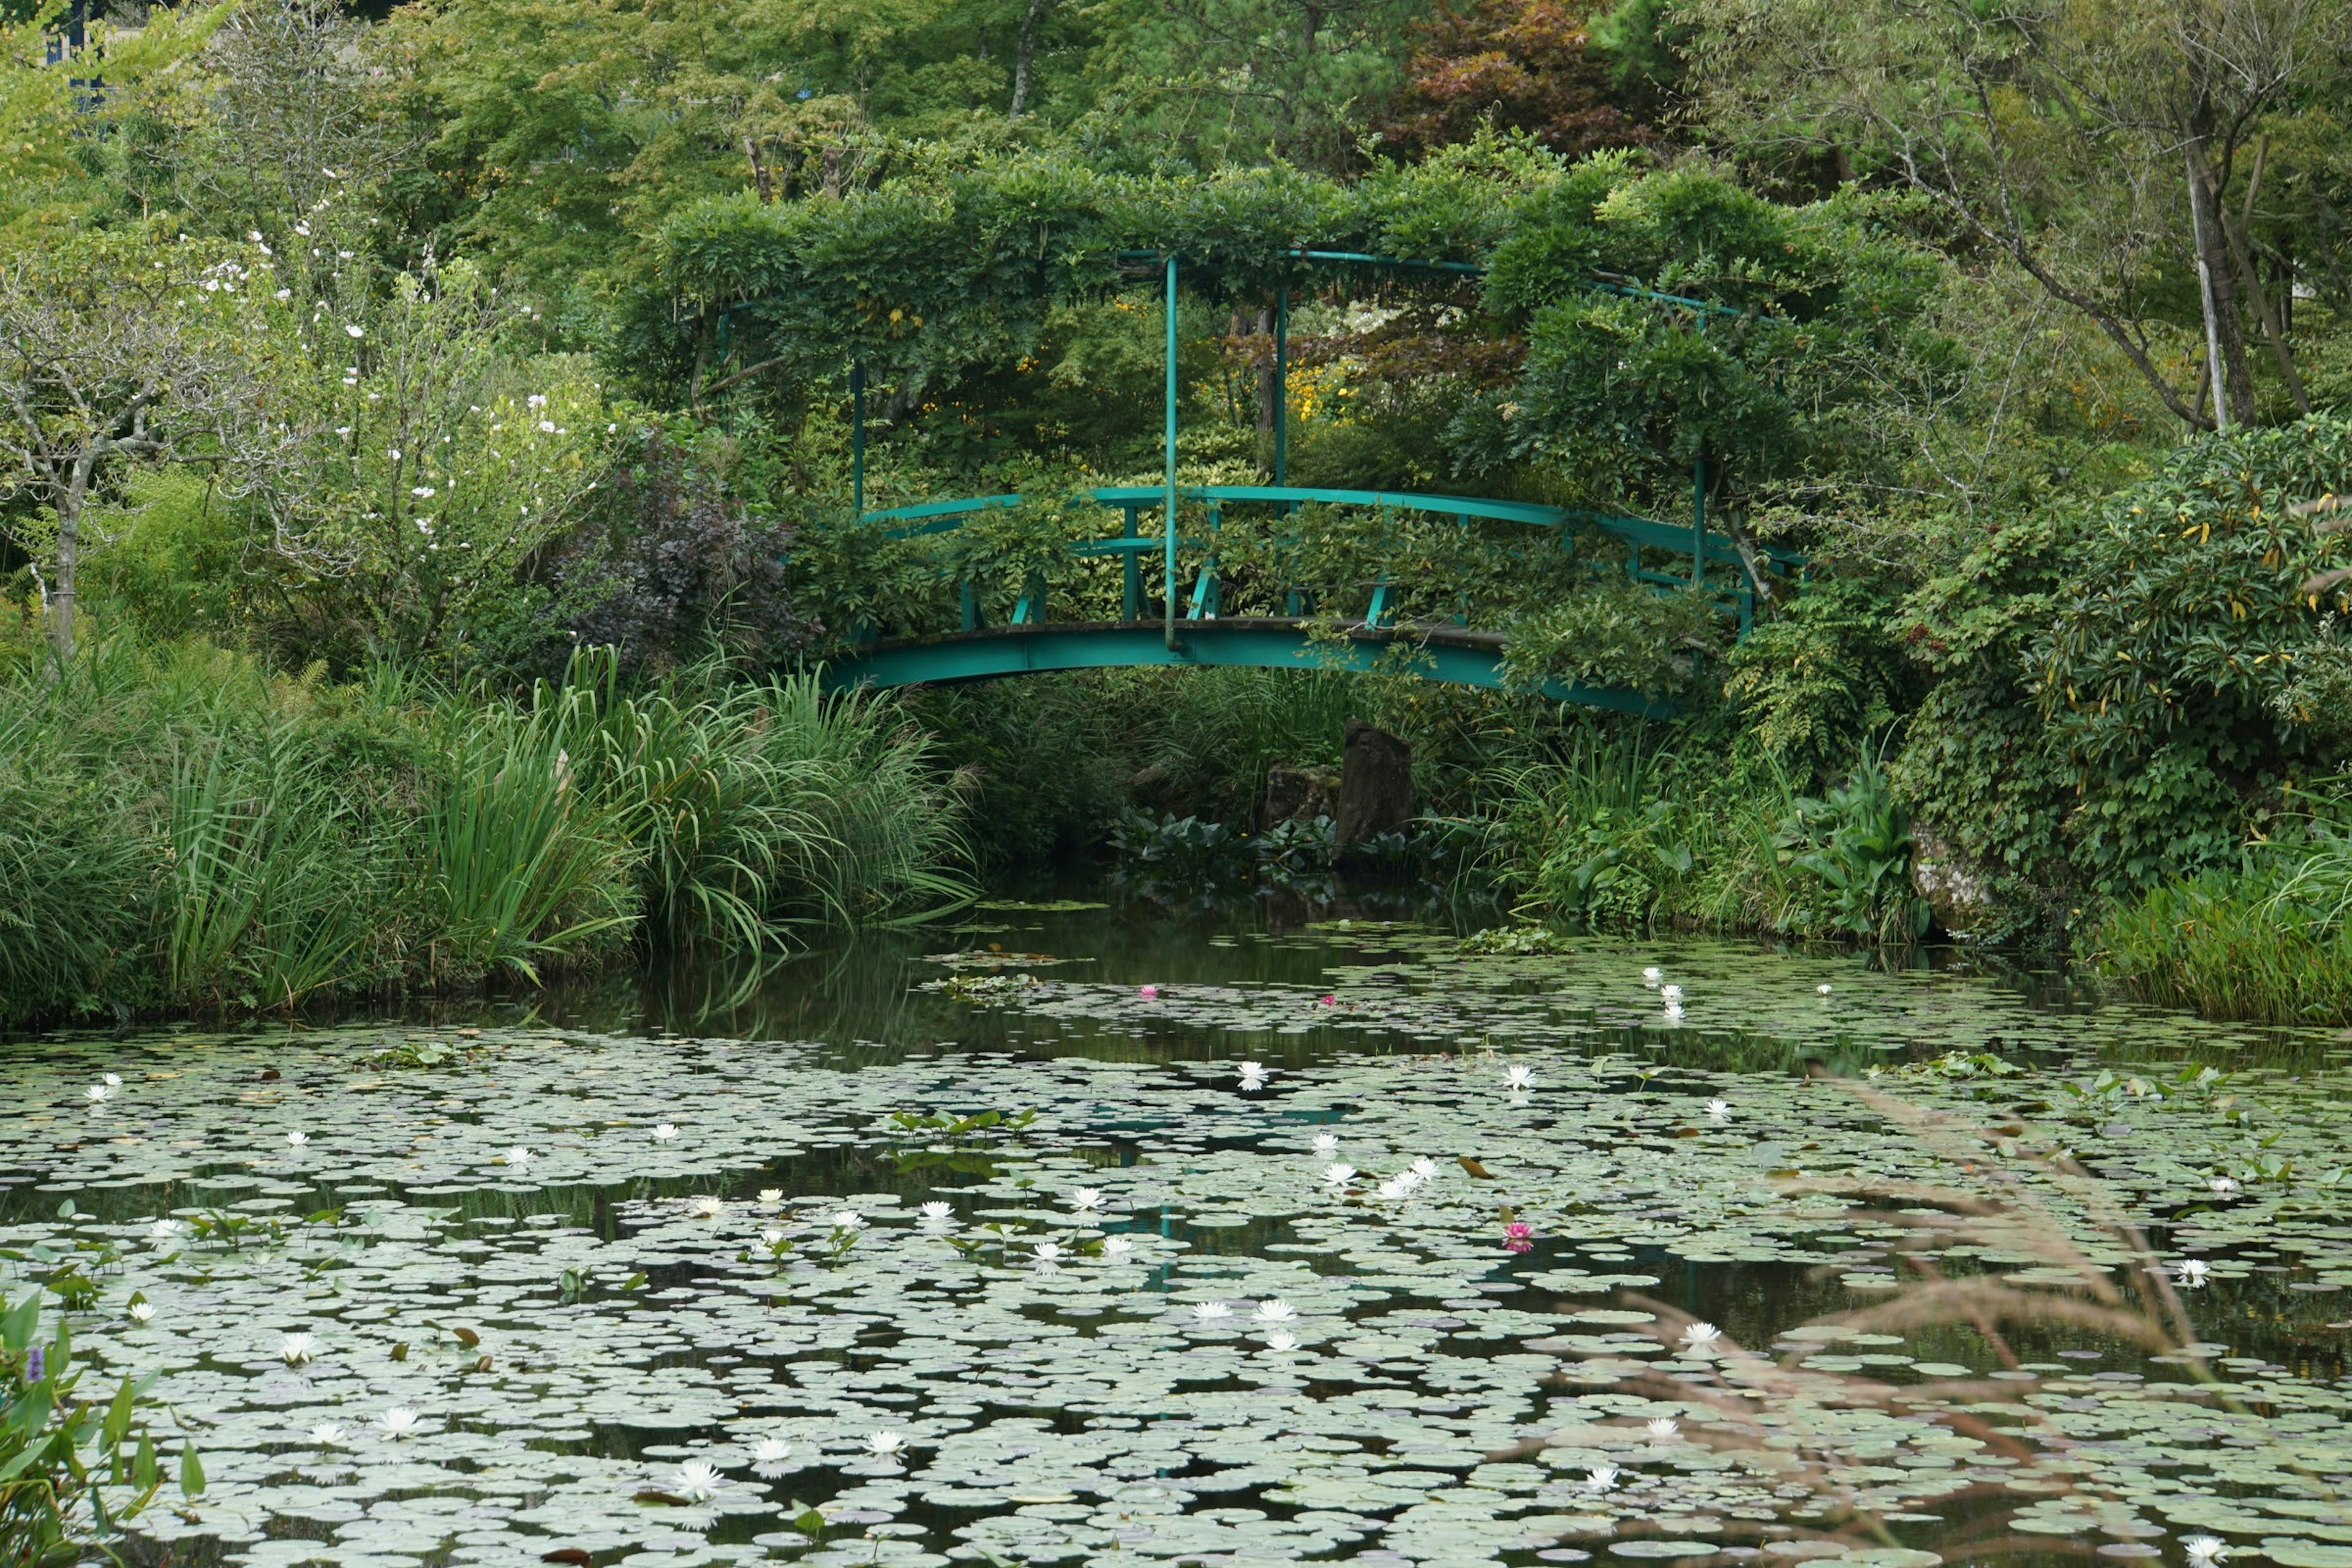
1317,994,1337,1006
1504,1221,1534,1253
1137,985,1159,1000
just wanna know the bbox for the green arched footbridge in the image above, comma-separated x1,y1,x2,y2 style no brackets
816,484,1801,718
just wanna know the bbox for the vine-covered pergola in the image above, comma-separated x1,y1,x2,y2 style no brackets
638,156,1897,707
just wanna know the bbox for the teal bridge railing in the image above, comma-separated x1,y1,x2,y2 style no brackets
818,484,1804,719
790,246,1799,716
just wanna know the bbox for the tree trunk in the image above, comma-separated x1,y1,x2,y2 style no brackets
2184,134,2256,428
1009,0,1047,116
51,453,94,662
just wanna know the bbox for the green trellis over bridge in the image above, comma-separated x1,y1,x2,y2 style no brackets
797,247,1805,715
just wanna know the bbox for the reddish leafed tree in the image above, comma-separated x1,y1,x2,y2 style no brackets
1376,0,1656,160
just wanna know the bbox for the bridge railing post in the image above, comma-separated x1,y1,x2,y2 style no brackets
1120,505,1142,622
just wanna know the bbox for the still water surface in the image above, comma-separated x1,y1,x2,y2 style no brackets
6,895,2350,1567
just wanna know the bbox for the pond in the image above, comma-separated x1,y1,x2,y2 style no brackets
7,897,2352,1568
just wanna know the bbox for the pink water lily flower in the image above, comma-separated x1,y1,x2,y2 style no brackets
1504,1221,1534,1253
1137,985,1159,1000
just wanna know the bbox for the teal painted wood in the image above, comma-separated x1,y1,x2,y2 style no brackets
817,483,1806,715
820,618,1675,718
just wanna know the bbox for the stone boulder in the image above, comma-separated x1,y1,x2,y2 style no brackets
1261,764,1340,828
1334,720,1413,845
1910,829,2000,938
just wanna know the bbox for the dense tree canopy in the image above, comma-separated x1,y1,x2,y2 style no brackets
8,0,2352,951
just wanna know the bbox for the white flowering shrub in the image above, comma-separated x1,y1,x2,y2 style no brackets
268,257,608,660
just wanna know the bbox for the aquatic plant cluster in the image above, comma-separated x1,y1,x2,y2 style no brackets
0,641,966,1027
6,929,2350,1564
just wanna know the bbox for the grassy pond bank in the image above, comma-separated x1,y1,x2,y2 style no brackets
6,897,2350,1566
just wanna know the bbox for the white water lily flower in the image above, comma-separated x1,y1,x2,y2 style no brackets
1679,1321,1722,1351
1410,1156,1438,1177
1504,1065,1534,1091
1817,983,1834,995
285,1131,309,1148
752,1438,792,1477
2184,1537,2228,1566
1706,1098,1731,1123
867,1430,905,1457
148,1218,181,1240
1102,1236,1133,1257
651,1123,677,1140
280,1333,318,1365
676,1460,722,1501
310,1423,345,1447
104,1072,123,1087
1642,967,1663,986
830,1210,864,1231
1255,1298,1297,1322
1263,1328,1298,1353
1377,1177,1409,1200
919,1201,954,1223
758,1188,782,1205
1586,1463,1622,1492
1193,1301,1232,1320
690,1196,723,1219
86,1084,112,1102
1645,1417,1679,1439
1313,1132,1340,1154
760,1227,786,1248
1322,1163,1356,1189
380,1407,420,1439
2174,1258,2213,1287
1034,1240,1063,1264
127,1302,154,1322
503,1145,532,1166
1069,1188,1104,1211
1237,1060,1268,1088
2208,1176,2240,1196
1660,984,1684,1003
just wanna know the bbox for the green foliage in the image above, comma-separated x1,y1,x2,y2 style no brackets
1501,580,1725,699
1491,725,1692,929
2092,779,2352,1024
1893,419,2352,938
0,635,968,1027
1774,747,1931,946
423,688,638,984
266,258,612,667
1,1291,193,1562
1468,165,1959,513
78,469,252,645
1722,577,1915,788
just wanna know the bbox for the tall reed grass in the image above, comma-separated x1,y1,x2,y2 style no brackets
2092,793,2352,1022
0,635,970,1027
1479,718,1817,934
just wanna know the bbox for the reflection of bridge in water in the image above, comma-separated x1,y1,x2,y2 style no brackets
818,484,1804,718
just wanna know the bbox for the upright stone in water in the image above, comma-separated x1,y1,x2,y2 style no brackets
1335,720,1412,845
